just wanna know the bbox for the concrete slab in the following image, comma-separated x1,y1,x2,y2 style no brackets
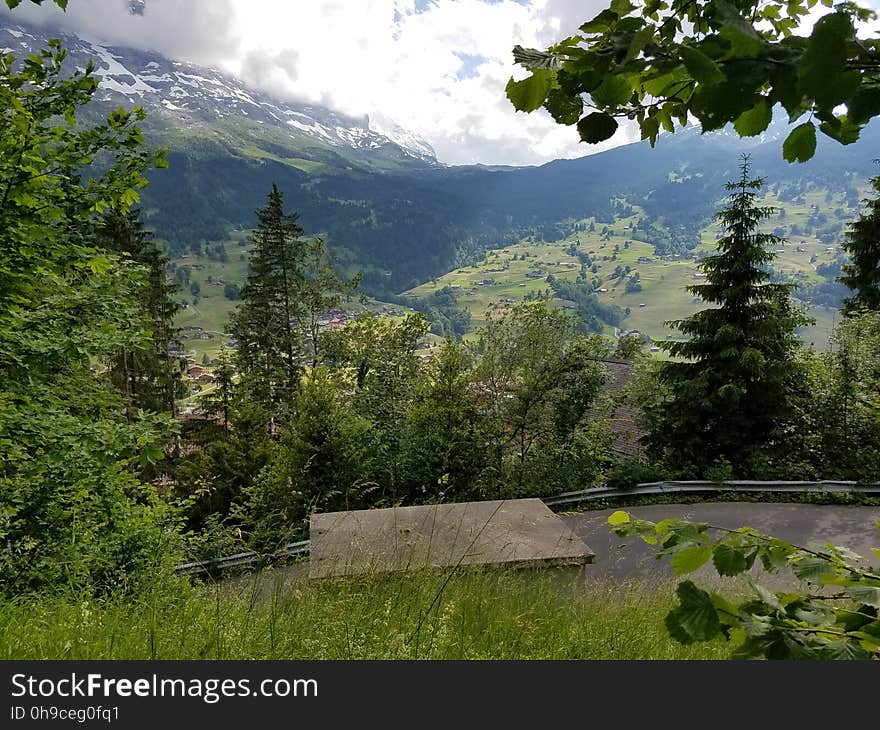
309,498,594,578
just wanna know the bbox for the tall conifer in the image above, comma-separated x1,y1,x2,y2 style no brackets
230,184,305,425
645,157,810,474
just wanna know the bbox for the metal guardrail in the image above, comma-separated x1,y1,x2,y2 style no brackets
542,480,880,507
176,481,880,574
175,540,310,576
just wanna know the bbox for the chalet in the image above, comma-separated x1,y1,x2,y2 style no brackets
187,365,206,379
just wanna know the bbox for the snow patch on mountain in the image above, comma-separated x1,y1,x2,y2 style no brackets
0,20,437,164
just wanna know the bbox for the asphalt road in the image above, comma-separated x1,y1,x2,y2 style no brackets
560,502,880,584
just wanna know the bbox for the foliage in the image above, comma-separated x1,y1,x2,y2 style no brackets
322,313,429,504
0,34,176,595
401,339,489,502
230,184,307,424
173,403,275,534
96,206,182,417
296,236,361,367
603,457,669,490
643,158,811,475
230,184,358,423
811,311,880,480
5,0,68,8
609,510,880,659
417,286,472,337
474,302,610,496
546,275,624,332
841,172,880,314
507,0,880,161
246,368,373,548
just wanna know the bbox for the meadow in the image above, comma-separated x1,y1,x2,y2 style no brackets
0,568,729,660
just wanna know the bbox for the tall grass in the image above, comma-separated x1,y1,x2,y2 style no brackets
0,567,729,659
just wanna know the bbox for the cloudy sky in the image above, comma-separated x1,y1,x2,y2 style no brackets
2,0,876,165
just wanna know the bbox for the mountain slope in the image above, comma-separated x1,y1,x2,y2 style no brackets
3,19,879,296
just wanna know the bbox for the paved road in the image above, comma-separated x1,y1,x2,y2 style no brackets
220,502,880,596
559,502,880,584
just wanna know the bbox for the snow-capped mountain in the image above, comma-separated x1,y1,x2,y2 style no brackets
0,20,437,163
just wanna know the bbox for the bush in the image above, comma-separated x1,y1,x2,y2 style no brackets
604,458,669,491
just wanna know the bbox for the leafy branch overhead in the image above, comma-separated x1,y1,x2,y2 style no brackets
4,0,68,9
608,511,880,659
507,0,880,162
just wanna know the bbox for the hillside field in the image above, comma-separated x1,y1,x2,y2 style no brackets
404,189,853,352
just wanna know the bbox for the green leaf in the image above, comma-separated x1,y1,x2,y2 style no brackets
608,510,630,527
609,0,634,15
544,87,583,125
733,98,772,137
579,9,618,35
712,542,749,576
671,545,712,575
798,12,859,109
505,69,555,112
716,0,763,57
848,87,880,124
845,584,880,609
751,582,784,611
590,74,631,107
791,553,833,583
624,26,653,63
679,45,724,86
820,639,869,661
819,116,861,145
782,122,816,163
577,112,619,143
665,581,722,644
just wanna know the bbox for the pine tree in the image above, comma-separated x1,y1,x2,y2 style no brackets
96,206,181,416
840,173,880,315
646,156,811,475
230,184,306,426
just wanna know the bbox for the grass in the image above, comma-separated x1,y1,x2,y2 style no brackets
0,569,729,660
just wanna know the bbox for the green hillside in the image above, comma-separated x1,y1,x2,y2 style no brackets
403,187,856,351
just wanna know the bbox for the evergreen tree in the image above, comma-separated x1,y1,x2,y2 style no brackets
645,157,811,475
230,184,306,427
96,206,181,416
840,173,880,314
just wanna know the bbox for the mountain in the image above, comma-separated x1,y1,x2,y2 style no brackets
3,18,880,295
0,21,437,163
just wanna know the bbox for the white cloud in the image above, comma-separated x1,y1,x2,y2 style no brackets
0,0,635,165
